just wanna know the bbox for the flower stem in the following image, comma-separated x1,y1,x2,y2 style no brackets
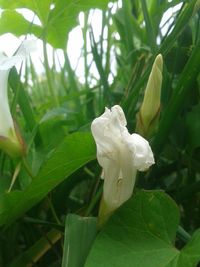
22,157,34,179
85,185,103,216
177,225,191,243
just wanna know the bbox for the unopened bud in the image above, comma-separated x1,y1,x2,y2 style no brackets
136,54,163,137
0,41,35,157
0,124,25,158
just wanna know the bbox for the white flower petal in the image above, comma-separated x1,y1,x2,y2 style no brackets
101,157,121,210
0,56,23,70
124,132,155,171
91,105,126,159
0,40,36,70
91,105,155,217
0,40,36,156
16,40,37,58
110,105,127,128
0,70,14,137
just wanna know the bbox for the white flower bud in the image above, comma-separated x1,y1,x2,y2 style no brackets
0,40,36,157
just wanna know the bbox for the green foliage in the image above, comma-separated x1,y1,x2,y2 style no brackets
0,0,200,266
86,191,200,267
0,0,115,48
0,133,95,226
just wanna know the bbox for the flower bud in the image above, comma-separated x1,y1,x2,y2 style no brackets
0,41,35,157
136,54,163,137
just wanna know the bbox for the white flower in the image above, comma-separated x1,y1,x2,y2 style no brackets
91,105,155,219
0,40,36,157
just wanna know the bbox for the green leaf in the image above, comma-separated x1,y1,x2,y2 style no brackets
9,68,41,142
0,0,116,48
160,0,198,55
0,132,96,226
153,40,200,154
141,0,156,53
0,10,41,37
0,0,52,24
62,214,97,267
176,229,200,267
85,190,200,267
44,0,116,48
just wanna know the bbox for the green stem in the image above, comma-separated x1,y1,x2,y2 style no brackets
9,229,62,267
47,196,61,225
22,157,34,179
177,226,191,243
83,12,89,88
11,64,23,115
63,51,81,110
90,29,111,106
24,216,64,231
85,185,103,216
141,0,156,53
9,68,38,136
42,37,59,106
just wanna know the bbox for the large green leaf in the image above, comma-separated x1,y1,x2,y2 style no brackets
85,190,200,267
46,0,115,47
0,132,96,226
0,10,41,37
0,0,52,24
0,0,115,48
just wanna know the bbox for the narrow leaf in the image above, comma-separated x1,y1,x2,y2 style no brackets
62,214,97,267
